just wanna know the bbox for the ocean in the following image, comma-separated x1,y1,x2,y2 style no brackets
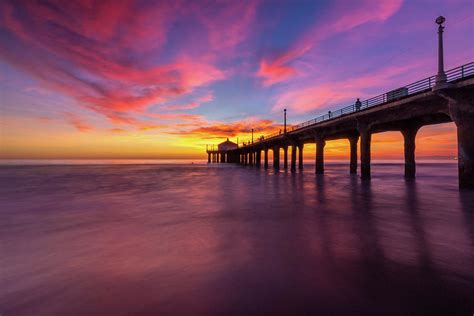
0,161,473,315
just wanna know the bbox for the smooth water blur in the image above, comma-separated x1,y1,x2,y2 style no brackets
0,163,473,315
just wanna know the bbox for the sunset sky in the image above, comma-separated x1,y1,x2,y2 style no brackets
1,0,472,160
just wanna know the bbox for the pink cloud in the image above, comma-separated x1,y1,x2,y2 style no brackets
273,60,422,114
64,113,92,132
0,1,254,128
257,0,403,86
197,1,258,52
161,91,214,111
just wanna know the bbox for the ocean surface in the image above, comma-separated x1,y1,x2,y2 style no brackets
0,162,473,315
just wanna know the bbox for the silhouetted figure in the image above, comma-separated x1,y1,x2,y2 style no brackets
355,98,362,111
328,111,331,118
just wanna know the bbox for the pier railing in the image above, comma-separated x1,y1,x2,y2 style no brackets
238,61,473,147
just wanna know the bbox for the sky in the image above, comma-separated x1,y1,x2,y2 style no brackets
0,0,473,160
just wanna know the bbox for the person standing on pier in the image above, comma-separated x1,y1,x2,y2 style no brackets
355,98,362,111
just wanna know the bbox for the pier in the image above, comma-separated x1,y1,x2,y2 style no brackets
207,18,474,189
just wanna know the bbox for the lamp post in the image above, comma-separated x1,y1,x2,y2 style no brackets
434,16,447,89
251,129,254,144
284,109,287,134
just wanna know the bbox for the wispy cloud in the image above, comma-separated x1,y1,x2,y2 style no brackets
64,113,92,132
0,0,256,127
160,91,214,111
170,117,282,139
272,60,423,114
256,0,403,86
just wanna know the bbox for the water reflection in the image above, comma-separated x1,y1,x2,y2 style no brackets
0,163,472,315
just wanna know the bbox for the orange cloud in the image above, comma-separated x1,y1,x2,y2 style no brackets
171,118,282,139
64,113,92,132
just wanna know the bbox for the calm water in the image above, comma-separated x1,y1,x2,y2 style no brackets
0,162,473,315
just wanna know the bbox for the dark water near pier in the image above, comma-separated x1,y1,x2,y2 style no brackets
1,162,473,315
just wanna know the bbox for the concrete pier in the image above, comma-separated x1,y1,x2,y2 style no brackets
401,125,420,178
349,136,358,174
207,61,474,189
291,144,297,172
298,144,304,170
315,138,325,175
264,148,269,168
359,125,371,180
441,89,474,188
273,146,280,170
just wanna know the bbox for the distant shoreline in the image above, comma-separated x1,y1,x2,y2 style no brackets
0,158,458,166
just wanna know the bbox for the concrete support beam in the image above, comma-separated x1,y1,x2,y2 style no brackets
220,153,225,163
256,150,261,167
273,146,280,170
249,152,253,165
244,153,248,165
298,144,304,170
291,144,297,172
348,136,358,174
315,138,325,174
401,125,420,178
283,145,288,169
441,90,474,189
264,149,269,169
360,128,372,179
208,153,211,163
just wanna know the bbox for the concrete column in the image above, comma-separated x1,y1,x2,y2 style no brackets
264,149,269,168
315,138,325,174
273,146,280,170
208,153,211,163
291,144,297,172
456,120,474,189
256,150,261,166
244,152,248,165
360,129,372,179
401,125,420,178
221,153,225,163
441,90,474,188
249,152,253,165
298,144,304,170
349,136,358,174
283,145,288,169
